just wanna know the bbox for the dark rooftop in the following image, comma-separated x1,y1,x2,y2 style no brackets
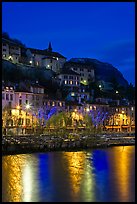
28,48,66,59
2,38,25,48
64,61,94,69
59,69,80,76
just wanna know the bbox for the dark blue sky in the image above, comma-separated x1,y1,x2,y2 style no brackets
2,2,135,85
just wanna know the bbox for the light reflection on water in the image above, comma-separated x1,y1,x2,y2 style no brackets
2,146,135,202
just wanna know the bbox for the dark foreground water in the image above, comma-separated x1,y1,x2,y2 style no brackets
2,146,135,202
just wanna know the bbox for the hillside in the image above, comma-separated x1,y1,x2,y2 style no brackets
69,58,129,88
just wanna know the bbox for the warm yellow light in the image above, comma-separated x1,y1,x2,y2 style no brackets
70,80,73,84
122,111,124,114
16,105,20,110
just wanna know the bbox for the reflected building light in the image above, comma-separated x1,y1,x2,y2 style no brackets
23,165,33,202
63,152,85,197
82,153,95,201
112,146,134,201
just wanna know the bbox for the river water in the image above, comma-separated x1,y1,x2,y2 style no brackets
2,146,135,202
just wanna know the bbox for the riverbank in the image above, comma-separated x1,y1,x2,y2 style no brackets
2,133,135,155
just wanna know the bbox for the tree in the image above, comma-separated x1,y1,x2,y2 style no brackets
2,32,10,39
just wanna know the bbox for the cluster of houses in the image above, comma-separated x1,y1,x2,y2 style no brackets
2,36,135,134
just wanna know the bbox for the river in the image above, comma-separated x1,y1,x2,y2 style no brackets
2,145,135,202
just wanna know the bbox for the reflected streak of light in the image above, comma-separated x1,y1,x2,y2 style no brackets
23,164,33,202
63,152,86,198
2,155,26,202
113,146,134,201
81,153,95,201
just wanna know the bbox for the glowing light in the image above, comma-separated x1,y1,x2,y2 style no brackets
116,90,119,93
131,107,133,111
16,105,20,110
29,60,32,64
47,64,50,67
122,111,124,114
26,104,30,109
86,108,90,112
71,92,75,96
99,85,101,88
70,80,73,84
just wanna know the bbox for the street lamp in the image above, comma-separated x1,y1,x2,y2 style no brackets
86,108,90,112
26,104,30,110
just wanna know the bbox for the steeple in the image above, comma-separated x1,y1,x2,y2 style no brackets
48,42,52,52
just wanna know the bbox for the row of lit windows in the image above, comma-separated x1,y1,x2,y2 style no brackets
43,101,64,107
64,80,79,85
73,67,92,72
116,107,134,112
16,100,64,107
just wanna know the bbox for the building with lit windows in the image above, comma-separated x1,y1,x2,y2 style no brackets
105,105,135,132
63,61,95,85
2,82,65,134
2,38,22,63
26,42,66,72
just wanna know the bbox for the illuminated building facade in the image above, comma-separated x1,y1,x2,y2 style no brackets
2,38,22,63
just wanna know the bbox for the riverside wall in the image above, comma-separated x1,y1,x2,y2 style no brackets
2,133,135,155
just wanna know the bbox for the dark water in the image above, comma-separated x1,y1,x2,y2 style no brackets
2,146,135,202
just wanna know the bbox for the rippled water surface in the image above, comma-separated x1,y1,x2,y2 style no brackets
2,146,135,202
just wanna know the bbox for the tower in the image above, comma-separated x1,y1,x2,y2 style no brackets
47,42,52,52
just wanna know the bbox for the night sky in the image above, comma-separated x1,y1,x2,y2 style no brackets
2,2,135,85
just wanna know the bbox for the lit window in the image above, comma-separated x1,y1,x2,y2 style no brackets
52,101,55,106
47,64,50,68
57,57,58,60
76,81,78,85
70,80,73,85
131,107,134,111
65,80,67,84
71,92,75,96
59,102,62,106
